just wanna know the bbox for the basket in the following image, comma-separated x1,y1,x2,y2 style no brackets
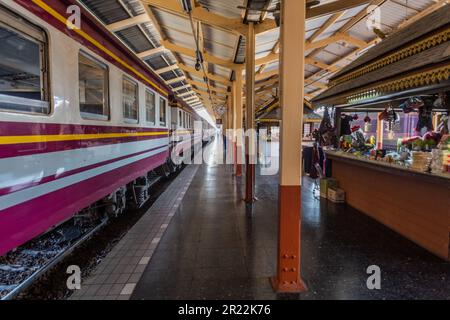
320,178,338,198
327,187,345,203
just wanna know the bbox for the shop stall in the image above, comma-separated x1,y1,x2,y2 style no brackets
312,7,450,260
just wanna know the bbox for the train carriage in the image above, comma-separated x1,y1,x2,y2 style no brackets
0,0,213,256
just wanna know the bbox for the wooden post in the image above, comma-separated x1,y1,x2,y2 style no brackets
225,94,233,164
271,0,307,293
335,107,342,148
235,70,244,177
245,22,256,203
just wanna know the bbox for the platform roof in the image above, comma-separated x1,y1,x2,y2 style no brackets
312,6,450,106
78,0,448,121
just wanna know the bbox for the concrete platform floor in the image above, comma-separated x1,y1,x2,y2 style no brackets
131,137,450,300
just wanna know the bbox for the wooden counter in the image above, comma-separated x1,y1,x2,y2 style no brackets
326,151,450,260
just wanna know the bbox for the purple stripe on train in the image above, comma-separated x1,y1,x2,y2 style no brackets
0,121,169,136
0,151,168,256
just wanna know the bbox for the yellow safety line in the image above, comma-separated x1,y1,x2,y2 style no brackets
0,132,168,145
31,0,167,96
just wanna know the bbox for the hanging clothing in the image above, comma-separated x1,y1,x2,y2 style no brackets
303,147,313,174
340,115,354,135
416,104,434,133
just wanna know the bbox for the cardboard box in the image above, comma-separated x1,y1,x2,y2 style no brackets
320,178,338,198
327,187,345,203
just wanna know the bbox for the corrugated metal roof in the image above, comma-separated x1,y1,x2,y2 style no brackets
199,0,245,19
115,26,155,53
145,55,165,69
314,20,349,41
263,61,279,73
122,0,145,16
78,0,446,117
159,70,179,81
79,0,130,25
338,4,369,21
334,3,449,79
256,28,279,54
170,81,187,88
306,14,333,32
314,49,341,65
203,25,237,60
210,64,233,79
140,22,162,46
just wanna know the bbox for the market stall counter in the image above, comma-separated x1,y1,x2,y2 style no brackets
326,150,450,260
312,7,450,260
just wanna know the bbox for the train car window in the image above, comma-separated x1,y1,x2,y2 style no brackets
159,97,166,126
0,7,49,114
79,52,109,120
178,110,182,127
123,76,138,122
145,89,156,124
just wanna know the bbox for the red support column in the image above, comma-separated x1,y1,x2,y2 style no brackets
271,0,307,293
271,185,306,292
235,142,242,176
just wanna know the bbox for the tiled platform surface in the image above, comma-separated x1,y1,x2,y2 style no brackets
130,139,450,300
69,164,199,300
71,138,450,300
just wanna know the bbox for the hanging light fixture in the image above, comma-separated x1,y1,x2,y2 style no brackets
181,0,192,13
183,0,215,110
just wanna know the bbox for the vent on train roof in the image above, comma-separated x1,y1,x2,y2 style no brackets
79,0,130,25
115,26,154,53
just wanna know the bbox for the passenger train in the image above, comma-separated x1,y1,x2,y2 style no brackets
0,0,214,256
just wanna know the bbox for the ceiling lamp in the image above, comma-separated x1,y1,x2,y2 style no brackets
181,0,192,13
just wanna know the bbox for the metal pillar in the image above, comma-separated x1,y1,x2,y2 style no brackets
245,22,256,203
271,0,307,293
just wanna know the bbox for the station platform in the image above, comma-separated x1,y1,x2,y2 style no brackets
71,137,449,300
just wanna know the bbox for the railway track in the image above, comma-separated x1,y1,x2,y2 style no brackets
0,169,178,300
0,220,107,300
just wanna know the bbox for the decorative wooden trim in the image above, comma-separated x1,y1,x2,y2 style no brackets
346,64,450,104
332,27,450,87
